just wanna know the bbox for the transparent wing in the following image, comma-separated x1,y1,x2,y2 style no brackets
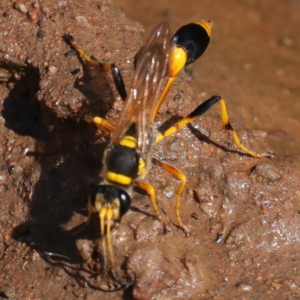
110,21,171,155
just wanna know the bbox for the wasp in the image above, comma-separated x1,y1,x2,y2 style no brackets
67,20,263,286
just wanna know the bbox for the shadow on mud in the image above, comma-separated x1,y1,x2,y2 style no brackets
0,60,122,287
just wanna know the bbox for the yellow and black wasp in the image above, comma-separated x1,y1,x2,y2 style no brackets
67,20,263,286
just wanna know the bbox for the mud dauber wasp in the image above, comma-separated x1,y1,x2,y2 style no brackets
66,20,265,286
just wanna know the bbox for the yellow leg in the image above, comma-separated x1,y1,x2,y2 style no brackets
219,98,261,157
66,34,127,100
152,158,190,236
135,181,170,231
156,95,262,158
93,116,115,132
66,34,104,66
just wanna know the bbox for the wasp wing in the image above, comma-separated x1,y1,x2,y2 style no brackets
110,21,171,156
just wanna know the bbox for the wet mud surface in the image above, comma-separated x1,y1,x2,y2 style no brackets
0,0,300,299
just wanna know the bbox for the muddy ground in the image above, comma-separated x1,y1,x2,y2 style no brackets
0,0,300,299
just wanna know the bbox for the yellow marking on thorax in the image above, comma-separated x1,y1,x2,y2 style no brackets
138,158,147,175
106,171,132,185
119,135,137,148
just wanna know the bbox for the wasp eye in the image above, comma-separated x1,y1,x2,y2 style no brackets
118,190,131,217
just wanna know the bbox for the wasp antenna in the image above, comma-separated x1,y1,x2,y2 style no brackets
96,239,107,276
106,208,116,266
98,207,108,275
106,208,136,286
111,269,136,287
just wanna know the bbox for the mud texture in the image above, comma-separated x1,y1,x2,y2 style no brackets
0,0,300,299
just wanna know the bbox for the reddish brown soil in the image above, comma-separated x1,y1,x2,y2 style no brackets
0,0,300,299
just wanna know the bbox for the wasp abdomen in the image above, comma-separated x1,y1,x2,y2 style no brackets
172,22,211,65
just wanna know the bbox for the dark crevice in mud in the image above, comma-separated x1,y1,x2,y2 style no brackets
1,62,48,140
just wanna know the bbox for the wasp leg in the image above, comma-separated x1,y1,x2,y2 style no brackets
218,97,262,157
65,34,127,100
156,95,262,158
103,63,127,100
152,158,190,236
135,181,171,233
151,21,212,121
93,116,115,132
